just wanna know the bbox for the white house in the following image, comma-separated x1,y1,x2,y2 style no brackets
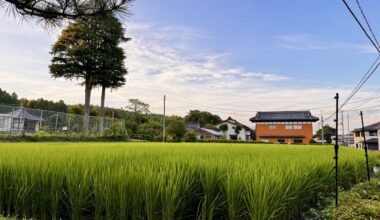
0,108,41,134
352,122,380,151
217,117,253,141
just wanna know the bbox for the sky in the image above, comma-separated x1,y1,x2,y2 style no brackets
1,0,380,132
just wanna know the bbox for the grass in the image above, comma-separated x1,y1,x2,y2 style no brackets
0,142,378,220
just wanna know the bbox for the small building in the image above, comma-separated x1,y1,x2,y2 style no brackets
194,128,222,141
186,122,201,131
250,111,319,144
217,117,253,141
352,122,380,151
0,108,42,134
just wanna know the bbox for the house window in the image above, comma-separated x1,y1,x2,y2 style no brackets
285,125,293,130
268,125,276,130
355,131,361,137
0,117,5,128
294,125,302,130
294,139,303,144
369,131,377,136
278,139,285,143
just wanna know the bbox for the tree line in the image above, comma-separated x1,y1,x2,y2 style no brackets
0,88,228,141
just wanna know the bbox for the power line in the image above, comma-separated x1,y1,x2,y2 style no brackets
325,55,380,121
342,0,380,53
355,0,380,47
340,55,380,109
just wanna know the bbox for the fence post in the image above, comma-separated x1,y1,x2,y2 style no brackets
39,110,43,132
55,112,59,134
9,106,14,135
68,114,71,133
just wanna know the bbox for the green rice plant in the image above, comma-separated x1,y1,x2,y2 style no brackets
0,143,377,220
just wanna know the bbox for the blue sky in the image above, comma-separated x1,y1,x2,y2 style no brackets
1,0,380,129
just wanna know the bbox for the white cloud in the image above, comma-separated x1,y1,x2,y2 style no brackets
0,15,379,129
276,34,377,53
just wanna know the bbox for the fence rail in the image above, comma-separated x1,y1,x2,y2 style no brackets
0,104,125,136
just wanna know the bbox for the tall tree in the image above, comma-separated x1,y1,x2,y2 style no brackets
50,14,125,134
184,110,222,127
91,16,128,133
314,125,336,144
1,0,132,23
167,116,186,142
126,99,150,125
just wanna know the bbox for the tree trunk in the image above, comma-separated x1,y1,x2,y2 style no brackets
100,85,106,135
83,82,92,135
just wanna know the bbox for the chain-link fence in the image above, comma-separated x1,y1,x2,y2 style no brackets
0,104,125,136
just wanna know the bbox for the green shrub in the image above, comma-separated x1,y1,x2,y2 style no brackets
183,131,197,142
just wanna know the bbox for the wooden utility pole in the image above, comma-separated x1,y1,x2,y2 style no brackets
321,110,325,144
346,113,350,146
163,95,166,142
360,111,371,181
341,111,345,146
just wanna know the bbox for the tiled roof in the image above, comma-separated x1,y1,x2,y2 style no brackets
219,117,252,131
250,111,319,122
359,138,378,144
353,122,380,132
196,128,222,136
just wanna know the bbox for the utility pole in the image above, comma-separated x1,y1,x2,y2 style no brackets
321,110,325,144
346,113,350,146
360,111,371,181
341,111,345,146
334,93,339,207
163,95,166,142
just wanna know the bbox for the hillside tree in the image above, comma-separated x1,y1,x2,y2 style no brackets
50,14,126,134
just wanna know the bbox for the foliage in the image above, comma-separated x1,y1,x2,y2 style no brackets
0,143,377,219
137,121,162,141
104,122,128,139
304,177,380,220
2,0,132,23
0,88,18,105
314,125,336,144
50,14,126,133
20,98,68,112
183,131,197,142
166,116,186,142
219,124,228,132
184,110,222,127
233,125,242,140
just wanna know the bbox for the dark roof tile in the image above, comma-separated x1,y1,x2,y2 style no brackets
250,111,319,122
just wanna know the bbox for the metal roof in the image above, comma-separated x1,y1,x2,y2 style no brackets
250,111,319,122
5,108,41,121
353,122,380,132
359,138,378,144
219,117,252,131
197,128,222,136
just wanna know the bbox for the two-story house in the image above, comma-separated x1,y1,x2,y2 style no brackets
352,122,380,151
217,117,253,141
250,111,319,144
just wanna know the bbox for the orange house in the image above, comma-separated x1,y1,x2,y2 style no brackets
250,111,319,144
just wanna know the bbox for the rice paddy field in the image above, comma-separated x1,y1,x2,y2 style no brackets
0,143,378,220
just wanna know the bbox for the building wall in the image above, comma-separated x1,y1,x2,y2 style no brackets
218,122,251,141
256,122,313,144
0,115,12,132
353,130,379,149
